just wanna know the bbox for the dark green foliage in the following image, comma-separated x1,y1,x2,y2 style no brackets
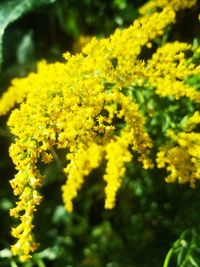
0,0,56,69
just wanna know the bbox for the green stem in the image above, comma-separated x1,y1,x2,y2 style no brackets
163,248,173,267
36,259,46,267
179,250,190,267
10,261,18,267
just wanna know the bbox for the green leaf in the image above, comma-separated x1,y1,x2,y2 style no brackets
0,0,56,70
16,30,34,65
177,247,187,266
189,256,200,267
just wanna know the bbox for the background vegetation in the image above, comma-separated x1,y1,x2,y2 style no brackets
0,0,200,266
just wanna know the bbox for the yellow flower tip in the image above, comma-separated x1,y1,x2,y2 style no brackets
64,201,73,213
11,225,24,238
105,198,115,210
63,52,71,61
61,184,74,213
141,158,154,169
19,255,32,262
10,207,19,218
165,176,175,183
11,240,38,262
105,203,114,210
13,242,37,259
147,42,152,49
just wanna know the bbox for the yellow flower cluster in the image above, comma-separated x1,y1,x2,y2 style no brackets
62,143,104,212
62,91,154,212
157,130,200,188
0,6,176,117
140,0,197,14
0,0,199,261
144,42,200,102
8,143,44,261
104,130,132,209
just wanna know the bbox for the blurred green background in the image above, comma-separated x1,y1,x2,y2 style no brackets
0,0,200,266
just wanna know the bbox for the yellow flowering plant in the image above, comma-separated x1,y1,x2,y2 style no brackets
0,0,200,263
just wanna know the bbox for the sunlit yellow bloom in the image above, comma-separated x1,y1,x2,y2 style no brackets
144,42,200,102
0,0,198,261
157,131,200,187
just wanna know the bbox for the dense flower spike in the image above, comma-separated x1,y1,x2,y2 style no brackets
0,0,199,261
62,143,104,212
9,143,44,261
104,130,133,209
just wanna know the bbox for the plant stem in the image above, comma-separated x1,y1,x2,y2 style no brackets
163,248,173,267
